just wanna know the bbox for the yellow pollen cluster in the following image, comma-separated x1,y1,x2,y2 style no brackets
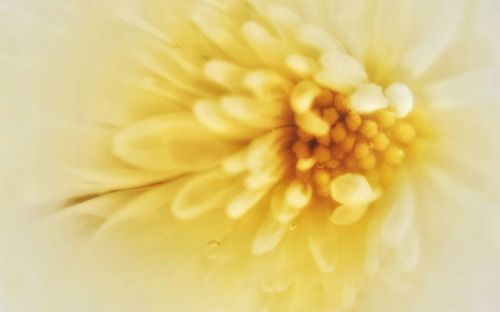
291,89,421,198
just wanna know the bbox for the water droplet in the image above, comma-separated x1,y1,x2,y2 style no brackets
205,240,221,260
368,142,375,148
289,223,296,231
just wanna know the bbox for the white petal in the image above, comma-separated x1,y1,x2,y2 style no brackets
329,173,378,206
297,23,344,53
290,80,322,114
204,59,246,91
423,66,500,109
400,0,468,78
242,20,287,70
350,83,388,114
244,69,292,99
286,53,319,77
190,5,256,66
385,83,414,118
314,52,367,93
381,179,416,248
193,99,264,139
329,204,369,226
395,226,420,271
220,95,286,129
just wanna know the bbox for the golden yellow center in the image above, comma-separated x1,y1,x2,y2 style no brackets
291,88,425,199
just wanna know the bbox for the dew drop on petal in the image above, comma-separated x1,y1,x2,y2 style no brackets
205,240,221,260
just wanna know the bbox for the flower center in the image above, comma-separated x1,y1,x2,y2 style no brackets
288,80,426,224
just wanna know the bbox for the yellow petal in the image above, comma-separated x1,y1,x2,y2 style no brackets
329,173,378,206
252,213,288,255
314,52,367,93
113,113,232,172
329,204,369,226
194,99,264,139
171,169,240,220
308,218,338,273
227,187,270,219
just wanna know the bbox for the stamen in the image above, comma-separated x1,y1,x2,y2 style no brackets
287,77,424,215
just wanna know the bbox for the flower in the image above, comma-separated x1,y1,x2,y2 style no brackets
1,0,500,311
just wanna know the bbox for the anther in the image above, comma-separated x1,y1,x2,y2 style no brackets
377,110,396,128
341,134,356,152
293,140,311,158
384,145,405,165
393,122,416,143
313,169,330,186
360,120,378,139
331,123,347,143
322,107,340,124
313,145,331,163
345,113,362,131
316,89,334,107
372,133,390,151
359,153,376,171
353,141,370,159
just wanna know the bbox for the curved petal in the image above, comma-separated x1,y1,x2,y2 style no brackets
113,113,237,172
171,169,241,220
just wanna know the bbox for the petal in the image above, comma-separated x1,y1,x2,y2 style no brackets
227,187,270,219
295,110,330,137
384,83,413,118
329,173,378,206
242,20,288,71
220,95,287,129
171,169,240,220
91,178,190,237
395,226,420,271
190,4,257,67
329,204,369,226
113,113,235,172
308,216,338,273
381,178,416,248
366,0,468,80
270,181,308,224
194,99,265,139
252,213,288,255
423,66,500,109
314,52,367,93
350,83,388,114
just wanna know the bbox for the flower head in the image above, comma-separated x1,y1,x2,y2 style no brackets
2,0,500,311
